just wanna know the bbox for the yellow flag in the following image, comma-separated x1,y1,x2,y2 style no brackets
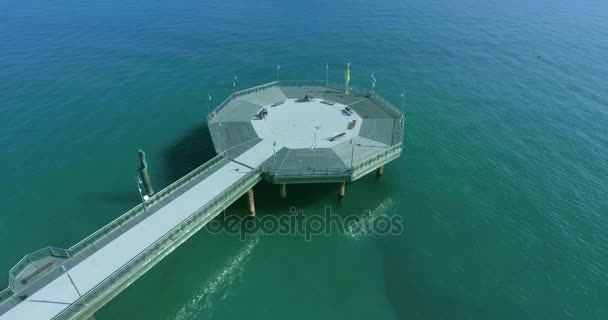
344,63,351,94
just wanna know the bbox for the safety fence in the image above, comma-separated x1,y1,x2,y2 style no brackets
0,152,230,316
51,168,262,320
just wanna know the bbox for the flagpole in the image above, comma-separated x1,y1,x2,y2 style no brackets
344,63,351,94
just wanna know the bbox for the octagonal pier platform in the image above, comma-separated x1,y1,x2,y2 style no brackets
209,80,404,184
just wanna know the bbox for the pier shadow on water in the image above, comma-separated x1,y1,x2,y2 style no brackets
162,124,217,183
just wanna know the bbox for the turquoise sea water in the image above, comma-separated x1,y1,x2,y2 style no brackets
1,0,608,319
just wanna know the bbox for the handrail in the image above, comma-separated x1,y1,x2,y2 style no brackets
8,247,70,288
352,143,403,176
68,152,227,256
0,152,232,316
0,288,12,303
206,80,404,123
52,169,262,320
260,143,403,181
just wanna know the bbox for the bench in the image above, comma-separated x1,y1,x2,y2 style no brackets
20,261,55,285
328,132,346,142
347,120,357,130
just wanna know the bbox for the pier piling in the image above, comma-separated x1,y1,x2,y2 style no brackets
338,182,346,198
280,184,287,198
376,165,384,177
247,189,256,216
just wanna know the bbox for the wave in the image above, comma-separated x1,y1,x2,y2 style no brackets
173,235,260,320
345,198,398,241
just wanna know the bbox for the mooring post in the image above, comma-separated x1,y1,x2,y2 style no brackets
280,184,287,198
138,150,154,196
376,165,384,177
338,182,346,198
247,189,256,216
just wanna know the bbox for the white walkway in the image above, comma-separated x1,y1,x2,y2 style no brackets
0,142,274,320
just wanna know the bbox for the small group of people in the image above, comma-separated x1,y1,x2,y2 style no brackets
256,107,268,119
296,94,314,102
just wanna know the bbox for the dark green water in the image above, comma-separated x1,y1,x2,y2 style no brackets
1,0,607,319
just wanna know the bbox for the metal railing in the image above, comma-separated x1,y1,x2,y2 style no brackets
68,152,227,257
261,166,353,177
206,79,407,122
0,152,231,316
206,80,405,149
8,247,70,286
352,143,403,178
52,168,262,320
261,143,403,182
278,80,326,87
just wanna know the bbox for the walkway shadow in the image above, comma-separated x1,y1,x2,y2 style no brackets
86,191,138,205
163,124,217,183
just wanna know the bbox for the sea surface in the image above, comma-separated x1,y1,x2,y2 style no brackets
1,0,607,319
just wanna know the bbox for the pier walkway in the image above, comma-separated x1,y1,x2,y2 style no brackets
0,143,272,320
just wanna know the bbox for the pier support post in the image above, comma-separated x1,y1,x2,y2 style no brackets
280,184,287,198
376,165,384,177
338,182,346,198
247,189,256,217
138,150,154,196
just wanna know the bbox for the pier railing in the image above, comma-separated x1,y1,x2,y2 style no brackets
8,247,70,287
0,152,230,316
52,168,262,320
68,152,228,258
208,80,404,147
351,142,403,179
261,142,403,182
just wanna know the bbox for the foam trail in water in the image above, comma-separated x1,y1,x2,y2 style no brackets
173,235,260,320
346,198,398,241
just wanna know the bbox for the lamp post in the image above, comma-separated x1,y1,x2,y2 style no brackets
350,139,355,168
135,176,148,212
350,139,363,169
217,122,223,152
273,141,277,173
207,93,212,116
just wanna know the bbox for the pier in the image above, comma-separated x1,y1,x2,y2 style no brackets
0,80,404,319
